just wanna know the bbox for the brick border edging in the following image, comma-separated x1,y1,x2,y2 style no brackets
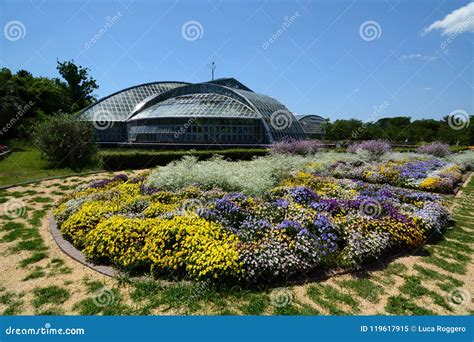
49,214,117,277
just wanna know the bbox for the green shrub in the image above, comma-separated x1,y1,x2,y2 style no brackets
33,112,99,169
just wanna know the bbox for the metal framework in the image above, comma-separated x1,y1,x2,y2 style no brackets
81,82,189,122
295,114,326,139
81,78,307,145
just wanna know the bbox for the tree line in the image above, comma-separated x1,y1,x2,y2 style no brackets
324,116,473,145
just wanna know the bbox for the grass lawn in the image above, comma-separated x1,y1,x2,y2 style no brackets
0,143,266,187
0,145,99,187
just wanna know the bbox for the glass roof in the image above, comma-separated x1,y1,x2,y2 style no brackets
294,114,325,121
295,115,326,135
81,82,188,122
81,79,307,143
129,93,260,121
207,78,253,92
232,89,306,141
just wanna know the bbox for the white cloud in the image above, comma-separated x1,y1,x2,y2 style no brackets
423,2,474,36
400,53,437,61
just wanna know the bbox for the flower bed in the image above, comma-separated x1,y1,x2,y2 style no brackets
55,168,451,283
330,157,468,193
145,152,473,196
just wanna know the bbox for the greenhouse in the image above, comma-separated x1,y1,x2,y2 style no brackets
81,78,306,146
294,114,326,140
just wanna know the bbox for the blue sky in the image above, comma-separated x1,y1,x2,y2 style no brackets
1,0,473,121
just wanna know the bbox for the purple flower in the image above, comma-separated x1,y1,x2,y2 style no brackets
88,179,113,189
129,176,145,184
312,214,338,253
112,174,128,182
271,139,323,155
288,186,319,204
397,159,446,180
276,220,303,234
347,140,392,158
272,198,289,208
199,193,250,229
140,184,160,195
416,142,451,158
317,199,343,213
309,201,326,211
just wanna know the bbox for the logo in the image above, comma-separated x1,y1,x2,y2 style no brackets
181,21,204,41
4,21,26,41
270,110,293,131
447,109,470,131
270,287,293,307
359,198,382,218
359,21,382,41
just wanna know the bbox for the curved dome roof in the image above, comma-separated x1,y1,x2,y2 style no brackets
295,114,326,136
81,81,189,122
294,114,325,121
130,92,260,120
232,88,306,141
128,82,306,142
207,78,253,92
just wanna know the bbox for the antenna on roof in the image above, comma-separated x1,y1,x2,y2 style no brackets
210,62,216,81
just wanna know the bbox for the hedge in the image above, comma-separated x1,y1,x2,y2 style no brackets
99,145,470,170
100,148,269,170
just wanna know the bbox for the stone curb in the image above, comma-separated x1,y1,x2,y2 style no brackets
49,214,117,277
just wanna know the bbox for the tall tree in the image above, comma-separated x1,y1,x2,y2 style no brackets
56,60,98,112
326,119,364,140
0,68,29,140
